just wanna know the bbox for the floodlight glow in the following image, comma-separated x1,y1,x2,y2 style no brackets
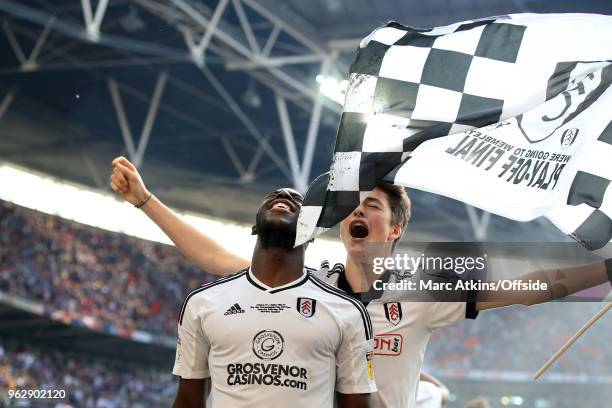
0,162,347,267
317,75,348,105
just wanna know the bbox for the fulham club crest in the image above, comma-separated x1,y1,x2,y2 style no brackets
297,297,316,318
384,303,403,326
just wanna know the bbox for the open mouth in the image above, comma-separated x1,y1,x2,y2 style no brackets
349,220,369,239
269,199,294,212
272,202,290,211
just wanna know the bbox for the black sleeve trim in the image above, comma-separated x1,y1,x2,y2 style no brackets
179,270,246,325
309,275,373,340
465,301,479,320
464,289,479,319
605,258,612,286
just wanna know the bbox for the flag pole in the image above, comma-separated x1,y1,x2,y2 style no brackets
533,302,612,380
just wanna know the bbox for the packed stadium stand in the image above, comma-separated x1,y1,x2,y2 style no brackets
1,200,212,338
0,340,175,407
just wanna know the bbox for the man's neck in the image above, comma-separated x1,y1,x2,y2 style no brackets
250,241,305,288
344,257,380,294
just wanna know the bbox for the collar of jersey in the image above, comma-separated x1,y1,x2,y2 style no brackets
246,267,309,293
336,265,394,304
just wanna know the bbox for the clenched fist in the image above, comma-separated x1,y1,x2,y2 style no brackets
110,156,150,207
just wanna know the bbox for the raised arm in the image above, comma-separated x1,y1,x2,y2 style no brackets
476,259,612,311
109,156,249,276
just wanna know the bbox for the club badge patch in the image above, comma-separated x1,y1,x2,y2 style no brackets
384,302,403,326
297,297,316,318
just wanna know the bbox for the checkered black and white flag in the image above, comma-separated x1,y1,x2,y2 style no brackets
296,14,612,250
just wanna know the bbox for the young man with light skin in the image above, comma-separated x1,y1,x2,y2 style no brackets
172,187,375,408
111,156,612,408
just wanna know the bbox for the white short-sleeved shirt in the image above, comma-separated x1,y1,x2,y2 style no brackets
173,268,376,407
317,262,478,408
415,381,443,408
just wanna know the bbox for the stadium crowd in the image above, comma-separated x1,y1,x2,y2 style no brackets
427,302,612,377
1,200,611,377
0,341,175,407
0,200,211,337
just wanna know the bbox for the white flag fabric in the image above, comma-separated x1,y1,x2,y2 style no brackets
296,14,612,250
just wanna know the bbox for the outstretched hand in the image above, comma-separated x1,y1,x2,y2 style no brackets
110,156,150,206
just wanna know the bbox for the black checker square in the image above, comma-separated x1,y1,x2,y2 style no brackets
394,30,439,48
572,209,612,251
359,152,404,191
567,171,610,209
597,120,612,145
421,48,473,93
402,120,454,152
318,190,362,228
383,159,409,183
475,23,526,63
350,41,391,76
456,93,504,128
335,112,368,152
302,172,330,206
456,19,496,32
385,21,428,32
373,77,420,119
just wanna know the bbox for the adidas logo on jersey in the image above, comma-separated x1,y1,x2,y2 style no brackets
224,303,245,315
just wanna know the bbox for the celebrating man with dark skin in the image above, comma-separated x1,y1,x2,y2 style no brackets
171,187,375,408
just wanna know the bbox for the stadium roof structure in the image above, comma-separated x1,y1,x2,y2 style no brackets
0,0,610,241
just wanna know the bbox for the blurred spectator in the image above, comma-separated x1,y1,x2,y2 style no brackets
0,341,176,407
426,302,612,376
464,397,491,408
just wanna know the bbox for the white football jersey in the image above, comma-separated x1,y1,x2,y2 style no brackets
317,262,478,408
173,268,376,408
415,381,443,408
